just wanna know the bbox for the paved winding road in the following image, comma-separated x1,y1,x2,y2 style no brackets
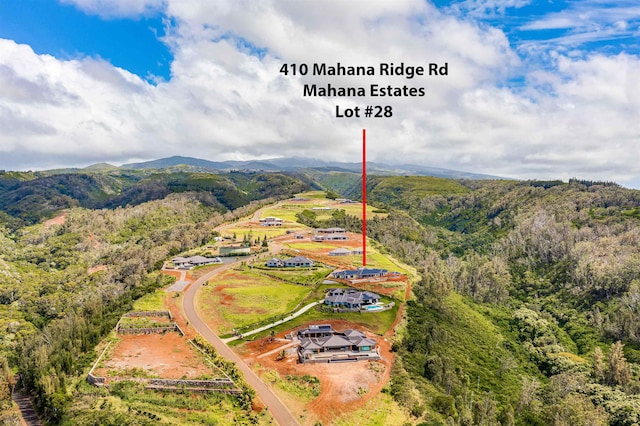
182,263,300,426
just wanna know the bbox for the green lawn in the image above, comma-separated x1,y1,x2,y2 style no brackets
238,283,401,339
284,241,329,251
132,290,166,311
219,224,305,240
260,197,386,223
333,393,411,426
339,203,388,219
350,251,411,276
295,191,328,199
254,267,333,286
197,269,314,335
224,284,310,313
260,368,321,403
260,205,316,222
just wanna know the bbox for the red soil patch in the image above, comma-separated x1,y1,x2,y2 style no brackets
165,292,197,340
242,320,396,425
277,232,364,250
44,212,67,227
95,333,215,381
88,265,106,275
348,281,405,298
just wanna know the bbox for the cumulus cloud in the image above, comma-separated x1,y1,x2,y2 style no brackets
1,1,639,186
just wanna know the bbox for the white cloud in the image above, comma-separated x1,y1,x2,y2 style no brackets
519,1,640,48
1,1,640,186
451,0,532,17
59,0,165,18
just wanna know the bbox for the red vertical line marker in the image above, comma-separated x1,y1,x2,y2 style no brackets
362,128,367,266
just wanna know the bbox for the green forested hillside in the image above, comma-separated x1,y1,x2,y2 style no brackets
295,175,640,423
0,170,313,227
360,177,640,425
3,170,640,425
0,170,310,424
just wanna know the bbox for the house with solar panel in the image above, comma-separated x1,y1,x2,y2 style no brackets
296,324,380,363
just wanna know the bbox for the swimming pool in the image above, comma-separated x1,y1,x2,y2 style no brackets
365,305,384,311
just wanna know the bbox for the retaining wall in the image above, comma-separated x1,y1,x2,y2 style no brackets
149,378,234,388
116,322,184,336
87,373,106,386
122,311,173,320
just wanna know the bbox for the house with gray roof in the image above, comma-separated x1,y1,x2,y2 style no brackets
324,233,348,241
296,324,379,363
324,288,380,309
316,227,346,234
331,267,390,281
284,256,314,267
265,258,285,267
328,248,352,256
259,216,283,226
171,256,222,269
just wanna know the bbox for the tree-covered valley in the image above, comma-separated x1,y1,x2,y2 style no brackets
2,166,640,425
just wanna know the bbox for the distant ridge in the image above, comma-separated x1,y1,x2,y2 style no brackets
121,156,232,171
84,162,118,171
120,156,504,180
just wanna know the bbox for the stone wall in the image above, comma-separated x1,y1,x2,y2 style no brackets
116,324,182,335
149,378,234,388
87,373,106,386
122,311,173,320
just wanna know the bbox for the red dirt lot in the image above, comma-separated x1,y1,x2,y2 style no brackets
87,265,106,275
241,320,395,425
44,212,67,227
95,332,215,381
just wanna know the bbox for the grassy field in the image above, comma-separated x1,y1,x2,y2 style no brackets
261,368,321,403
132,290,166,311
333,393,411,426
239,282,401,340
117,316,171,328
254,266,333,286
260,200,386,223
259,205,314,222
295,190,327,199
197,268,314,335
350,251,411,275
371,175,470,198
283,241,328,251
218,224,306,240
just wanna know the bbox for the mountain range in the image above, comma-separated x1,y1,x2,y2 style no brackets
115,155,505,180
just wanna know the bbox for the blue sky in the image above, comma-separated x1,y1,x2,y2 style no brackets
3,1,636,83
0,0,172,82
0,0,639,187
